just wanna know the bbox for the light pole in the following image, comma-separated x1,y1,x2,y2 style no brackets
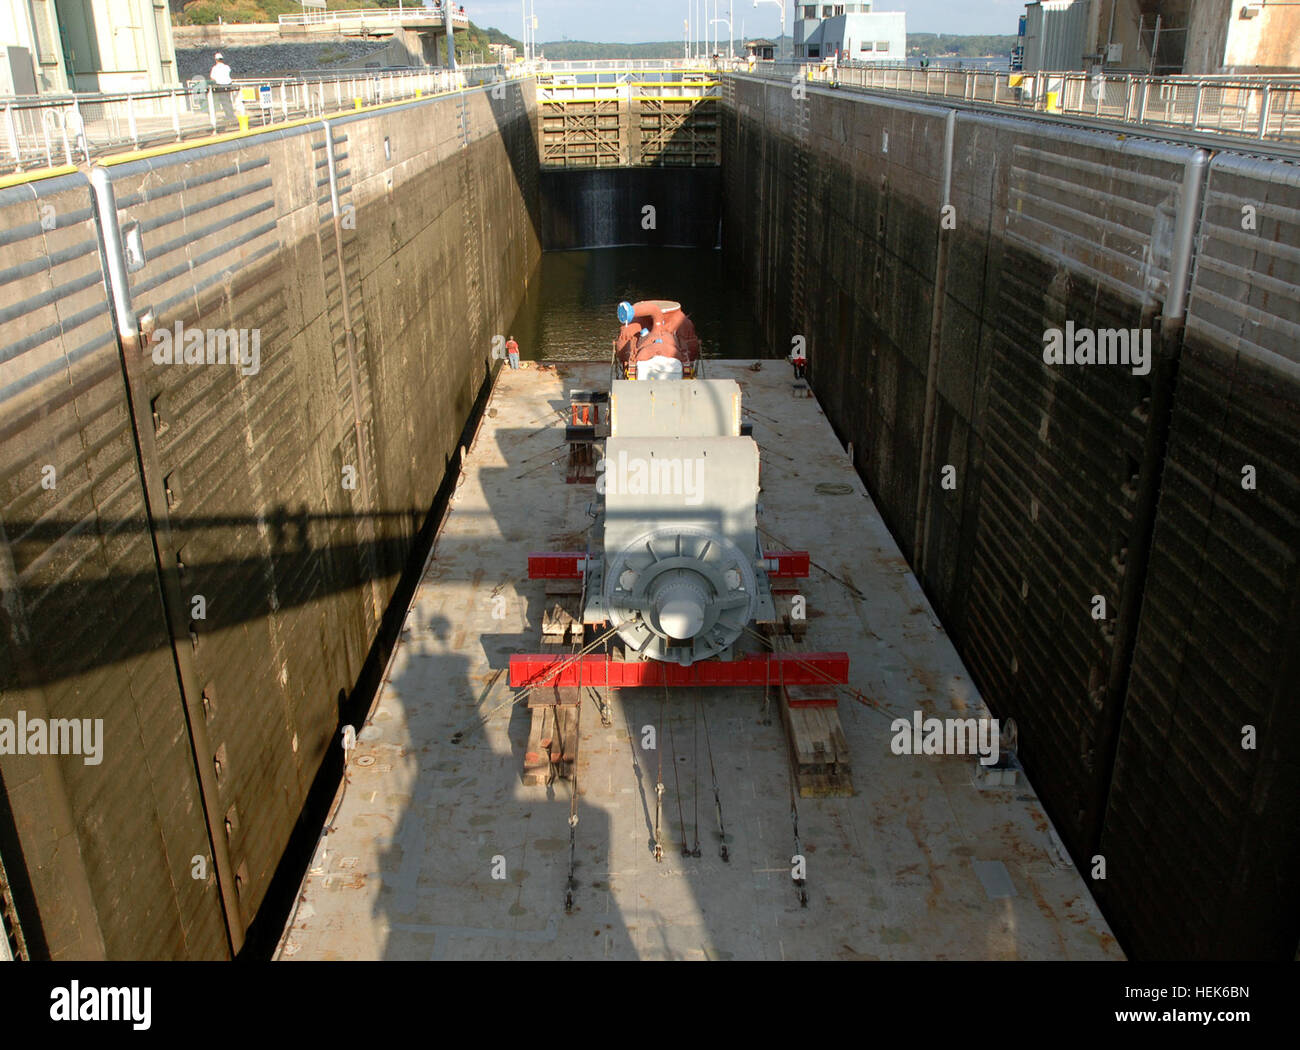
753,0,785,60
711,17,732,59
443,0,457,70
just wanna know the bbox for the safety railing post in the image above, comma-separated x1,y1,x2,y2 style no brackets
73,98,88,162
40,109,54,167
172,87,181,140
1258,83,1272,139
60,105,72,164
127,95,138,150
5,104,21,170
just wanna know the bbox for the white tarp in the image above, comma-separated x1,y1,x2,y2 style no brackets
635,355,684,380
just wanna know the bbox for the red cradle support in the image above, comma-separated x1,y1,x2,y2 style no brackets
765,551,811,578
527,552,585,579
527,551,810,581
509,651,849,689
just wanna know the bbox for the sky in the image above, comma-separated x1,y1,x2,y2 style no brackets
452,0,1027,43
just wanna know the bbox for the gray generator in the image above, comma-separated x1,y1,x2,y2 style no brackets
584,379,776,665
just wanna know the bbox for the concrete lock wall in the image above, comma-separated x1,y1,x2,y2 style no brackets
1103,152,1300,959
2,68,1297,961
0,79,541,958
0,170,221,961
722,75,1300,959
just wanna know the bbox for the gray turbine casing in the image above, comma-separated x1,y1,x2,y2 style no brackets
585,380,775,665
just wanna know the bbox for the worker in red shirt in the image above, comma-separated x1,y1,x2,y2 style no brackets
790,341,806,380
505,336,519,369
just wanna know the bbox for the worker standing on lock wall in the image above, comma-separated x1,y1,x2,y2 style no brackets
210,53,236,124
506,336,520,369
790,341,806,380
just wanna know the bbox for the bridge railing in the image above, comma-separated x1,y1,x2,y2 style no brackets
535,68,720,100
539,59,706,72
0,64,511,174
744,61,1300,143
279,8,470,28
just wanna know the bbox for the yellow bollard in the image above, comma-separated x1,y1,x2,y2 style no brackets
1046,90,1060,113
415,89,422,98
237,114,249,131
354,97,363,110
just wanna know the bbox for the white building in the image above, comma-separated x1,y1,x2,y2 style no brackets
0,0,178,96
793,2,906,63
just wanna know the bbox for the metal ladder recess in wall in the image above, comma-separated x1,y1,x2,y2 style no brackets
316,121,381,625
457,93,486,352
508,84,531,292
789,87,812,336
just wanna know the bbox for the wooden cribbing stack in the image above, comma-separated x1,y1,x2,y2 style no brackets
522,578,585,785
763,595,854,798
565,392,605,484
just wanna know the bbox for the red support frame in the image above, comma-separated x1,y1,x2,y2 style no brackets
527,552,585,579
509,651,849,689
527,550,811,581
765,551,811,578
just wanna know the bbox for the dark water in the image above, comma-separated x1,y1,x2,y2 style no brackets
505,247,767,361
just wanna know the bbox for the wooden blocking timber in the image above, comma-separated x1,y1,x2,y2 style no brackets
566,436,597,484
523,694,581,786
779,700,854,798
784,613,809,642
763,594,808,641
767,629,854,797
523,624,583,784
541,580,584,643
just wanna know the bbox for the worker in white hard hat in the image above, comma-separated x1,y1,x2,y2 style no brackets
209,53,236,124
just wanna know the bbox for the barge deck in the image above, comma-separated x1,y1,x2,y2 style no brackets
277,361,1123,961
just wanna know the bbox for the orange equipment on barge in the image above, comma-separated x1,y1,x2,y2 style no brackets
613,300,702,380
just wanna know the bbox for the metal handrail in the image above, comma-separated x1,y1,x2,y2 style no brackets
540,60,707,71
278,8,469,27
0,64,517,175
743,62,1300,144
10,57,1296,176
